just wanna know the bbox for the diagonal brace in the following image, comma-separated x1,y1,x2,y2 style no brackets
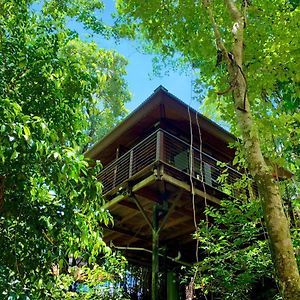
158,189,183,233
131,195,153,230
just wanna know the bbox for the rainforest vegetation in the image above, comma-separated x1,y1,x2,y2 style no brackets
0,0,299,299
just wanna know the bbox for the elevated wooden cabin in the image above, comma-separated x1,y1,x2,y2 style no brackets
86,86,252,299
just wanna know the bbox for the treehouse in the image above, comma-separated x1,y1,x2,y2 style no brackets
85,86,257,299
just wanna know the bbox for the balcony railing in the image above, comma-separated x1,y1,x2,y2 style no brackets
99,129,254,197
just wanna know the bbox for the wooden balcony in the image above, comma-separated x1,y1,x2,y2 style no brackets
99,129,251,198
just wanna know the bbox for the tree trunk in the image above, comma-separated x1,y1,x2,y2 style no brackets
0,176,4,211
212,2,300,298
204,0,300,297
231,26,300,300
235,90,300,299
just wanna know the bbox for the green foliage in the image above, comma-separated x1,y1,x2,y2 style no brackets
116,2,300,295
0,0,130,298
194,199,276,299
47,252,129,299
116,0,300,171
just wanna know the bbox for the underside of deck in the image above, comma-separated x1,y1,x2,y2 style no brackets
102,162,227,266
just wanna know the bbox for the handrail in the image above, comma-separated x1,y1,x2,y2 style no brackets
98,128,250,196
159,128,244,178
98,129,159,176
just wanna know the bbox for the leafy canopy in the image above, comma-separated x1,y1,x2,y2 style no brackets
116,0,300,170
0,0,130,298
116,0,300,297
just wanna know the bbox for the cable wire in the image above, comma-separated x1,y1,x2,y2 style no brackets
186,66,209,300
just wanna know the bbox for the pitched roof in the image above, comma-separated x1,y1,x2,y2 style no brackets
85,86,235,164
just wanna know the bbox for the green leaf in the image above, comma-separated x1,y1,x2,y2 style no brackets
23,125,31,141
11,150,18,160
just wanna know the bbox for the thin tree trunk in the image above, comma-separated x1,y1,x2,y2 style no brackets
0,176,4,211
234,79,300,300
226,2,300,298
205,1,300,298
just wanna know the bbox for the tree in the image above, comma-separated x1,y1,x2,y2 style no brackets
116,0,300,298
0,0,129,297
195,199,275,299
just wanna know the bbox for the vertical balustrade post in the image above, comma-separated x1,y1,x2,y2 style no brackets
156,130,165,162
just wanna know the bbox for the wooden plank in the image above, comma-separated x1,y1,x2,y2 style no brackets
162,214,192,230
163,225,195,242
104,226,149,242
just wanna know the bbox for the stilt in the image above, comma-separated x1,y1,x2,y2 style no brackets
167,271,179,300
152,204,159,300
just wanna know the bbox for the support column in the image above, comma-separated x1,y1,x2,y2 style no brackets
167,271,179,300
152,204,159,300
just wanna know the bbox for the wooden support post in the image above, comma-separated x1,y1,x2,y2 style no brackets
152,204,159,300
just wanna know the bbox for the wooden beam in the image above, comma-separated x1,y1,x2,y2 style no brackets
102,193,126,210
118,210,141,224
101,174,157,210
114,200,153,231
161,173,220,204
104,230,129,241
132,174,157,193
126,234,144,246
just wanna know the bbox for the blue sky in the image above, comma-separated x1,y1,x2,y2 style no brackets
31,1,204,112
97,35,194,112
76,0,197,112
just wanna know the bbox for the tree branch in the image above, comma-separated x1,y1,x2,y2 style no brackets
224,0,242,21
203,0,230,65
224,0,245,66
